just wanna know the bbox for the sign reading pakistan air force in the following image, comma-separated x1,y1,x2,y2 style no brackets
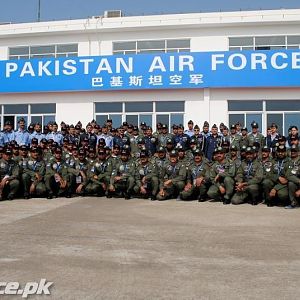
0,50,300,93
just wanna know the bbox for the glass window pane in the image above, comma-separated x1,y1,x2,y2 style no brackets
178,48,190,52
267,114,283,135
284,113,300,136
171,114,184,126
56,44,78,53
156,114,170,128
95,102,122,113
255,36,285,46
31,116,43,125
156,101,184,112
96,115,108,127
287,36,300,44
31,104,56,114
229,114,245,127
113,42,136,51
246,114,262,132
43,115,56,126
266,100,300,111
109,115,122,128
255,46,271,50
126,115,138,126
228,101,262,111
140,114,152,128
167,39,190,48
31,45,55,54
9,55,30,60
229,37,253,46
9,47,29,55
125,102,153,112
137,40,165,50
31,54,55,58
4,104,28,114
139,49,165,54
287,45,300,49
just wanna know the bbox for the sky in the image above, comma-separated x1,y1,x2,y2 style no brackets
0,0,300,23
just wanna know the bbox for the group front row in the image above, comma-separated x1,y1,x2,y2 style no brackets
0,143,299,209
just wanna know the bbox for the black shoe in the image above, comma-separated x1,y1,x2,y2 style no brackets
7,194,14,201
124,192,131,200
198,197,206,202
223,199,231,205
24,193,30,200
66,193,72,198
150,195,156,201
47,192,53,199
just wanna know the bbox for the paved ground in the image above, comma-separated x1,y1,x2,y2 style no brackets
0,196,299,300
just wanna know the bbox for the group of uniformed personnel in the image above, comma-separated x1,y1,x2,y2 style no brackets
0,117,299,209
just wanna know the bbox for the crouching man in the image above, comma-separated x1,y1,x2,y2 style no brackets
134,151,159,200
0,148,20,201
180,149,210,201
156,150,187,201
207,147,236,204
44,147,73,199
231,147,263,205
108,149,135,199
22,147,46,199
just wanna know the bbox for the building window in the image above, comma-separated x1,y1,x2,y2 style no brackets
1,104,56,130
95,101,185,128
229,35,300,51
113,39,190,55
228,100,300,136
8,44,78,60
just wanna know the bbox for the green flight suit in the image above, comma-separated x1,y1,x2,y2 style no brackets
180,160,210,201
110,159,136,197
134,161,159,198
156,161,187,200
0,158,20,200
231,159,263,205
262,157,290,206
68,159,90,195
45,160,72,197
86,159,112,195
207,158,236,202
22,158,46,197
286,157,300,207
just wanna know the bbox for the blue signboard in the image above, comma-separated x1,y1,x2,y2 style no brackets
0,50,300,93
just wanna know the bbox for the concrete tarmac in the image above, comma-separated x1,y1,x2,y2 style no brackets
0,197,299,299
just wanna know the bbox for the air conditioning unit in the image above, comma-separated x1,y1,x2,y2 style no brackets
104,10,123,18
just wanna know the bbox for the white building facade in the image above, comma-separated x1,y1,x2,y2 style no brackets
0,9,300,134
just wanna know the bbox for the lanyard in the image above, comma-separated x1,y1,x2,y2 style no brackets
56,162,61,172
32,161,38,171
143,165,149,175
277,160,284,175
246,162,253,177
